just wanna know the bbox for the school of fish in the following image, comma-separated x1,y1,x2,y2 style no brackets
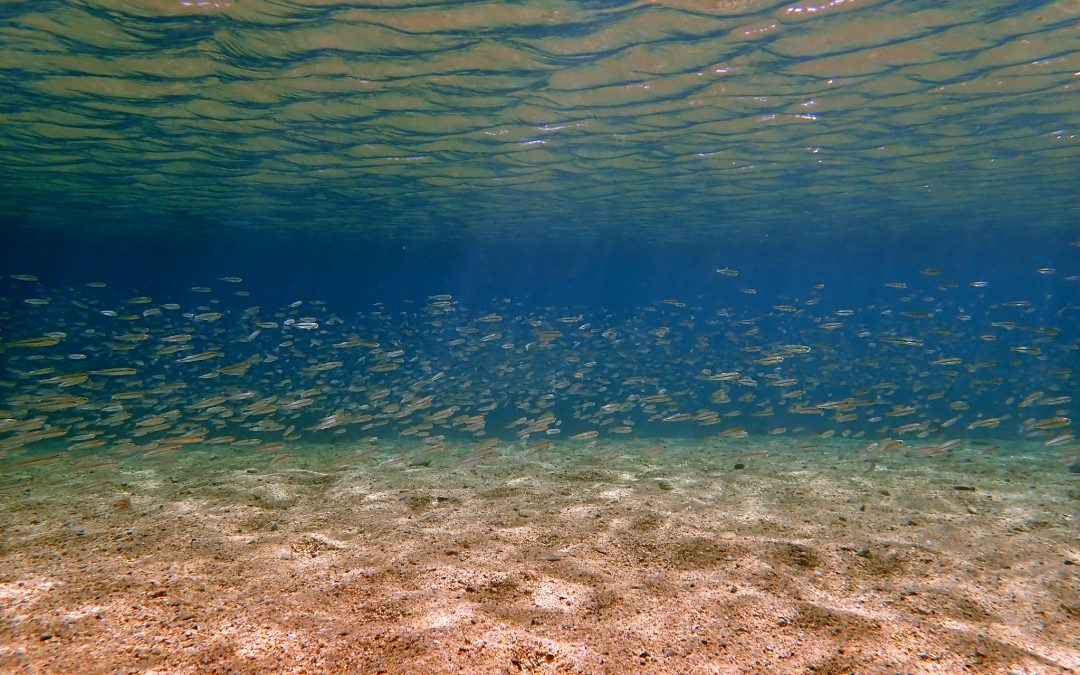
0,267,1076,472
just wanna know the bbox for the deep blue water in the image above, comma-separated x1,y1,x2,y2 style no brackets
2,221,1076,313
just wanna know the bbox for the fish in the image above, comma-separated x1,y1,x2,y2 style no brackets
0,262,1071,480
3,336,62,349
90,367,138,376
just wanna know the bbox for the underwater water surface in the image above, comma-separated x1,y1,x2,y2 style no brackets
0,0,1078,672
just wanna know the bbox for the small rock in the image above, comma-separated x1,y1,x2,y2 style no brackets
39,633,53,641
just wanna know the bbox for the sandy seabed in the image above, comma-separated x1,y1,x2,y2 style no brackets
0,439,1077,674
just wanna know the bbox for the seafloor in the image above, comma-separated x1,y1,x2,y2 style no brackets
1,438,1077,674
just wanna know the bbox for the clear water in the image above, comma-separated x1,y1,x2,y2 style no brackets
0,0,1077,671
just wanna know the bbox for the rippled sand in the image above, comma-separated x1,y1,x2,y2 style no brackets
1,439,1077,673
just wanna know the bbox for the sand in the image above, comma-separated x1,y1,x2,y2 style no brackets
1,438,1077,673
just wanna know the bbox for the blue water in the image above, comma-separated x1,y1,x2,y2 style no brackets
0,223,1075,450
1,3,1078,671
2,222,1076,310
0,0,1076,466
